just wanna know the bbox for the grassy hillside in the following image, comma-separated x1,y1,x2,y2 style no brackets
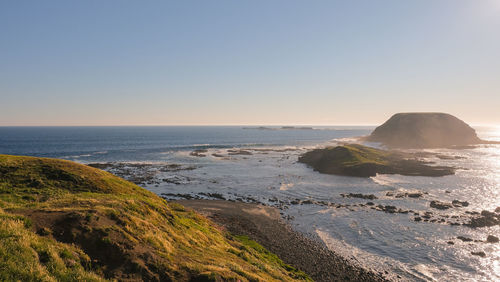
298,144,454,177
0,154,310,281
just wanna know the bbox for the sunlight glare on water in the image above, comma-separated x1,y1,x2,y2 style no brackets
476,127,500,210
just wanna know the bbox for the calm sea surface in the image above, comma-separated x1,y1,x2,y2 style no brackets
1,126,499,281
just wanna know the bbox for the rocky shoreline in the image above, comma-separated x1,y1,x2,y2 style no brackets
176,200,390,282
162,191,500,230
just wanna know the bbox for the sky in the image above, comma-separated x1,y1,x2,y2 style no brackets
1,0,500,126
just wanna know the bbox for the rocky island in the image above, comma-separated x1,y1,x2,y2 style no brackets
298,144,455,177
365,112,484,148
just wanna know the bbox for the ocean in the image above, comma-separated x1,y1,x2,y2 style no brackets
1,125,499,281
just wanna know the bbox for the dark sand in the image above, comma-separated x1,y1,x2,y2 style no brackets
176,200,390,282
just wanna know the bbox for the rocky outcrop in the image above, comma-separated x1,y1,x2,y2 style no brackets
190,149,208,157
366,113,483,148
487,235,499,243
340,193,377,200
298,144,455,177
465,210,500,228
430,200,454,210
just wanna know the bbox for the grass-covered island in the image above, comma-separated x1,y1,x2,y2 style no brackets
0,154,310,281
299,144,455,177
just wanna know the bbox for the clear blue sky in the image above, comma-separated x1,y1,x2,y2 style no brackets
1,0,499,125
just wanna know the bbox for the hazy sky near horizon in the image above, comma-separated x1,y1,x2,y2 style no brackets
1,0,500,126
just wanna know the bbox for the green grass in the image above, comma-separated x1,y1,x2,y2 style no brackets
298,144,396,177
0,210,102,281
299,143,454,177
234,235,309,280
0,154,311,281
326,144,390,167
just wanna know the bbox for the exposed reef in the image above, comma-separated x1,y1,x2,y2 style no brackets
189,149,208,157
298,144,455,177
161,191,500,230
87,162,195,186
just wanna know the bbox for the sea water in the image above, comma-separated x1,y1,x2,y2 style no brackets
1,126,499,281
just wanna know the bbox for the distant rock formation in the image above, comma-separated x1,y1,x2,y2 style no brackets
365,113,483,148
243,126,314,130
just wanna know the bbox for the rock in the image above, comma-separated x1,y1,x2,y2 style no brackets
430,201,453,210
162,193,196,200
384,205,397,212
471,251,486,258
465,211,480,215
374,205,399,214
422,214,431,219
447,241,454,245
190,149,208,157
436,154,465,160
481,210,495,217
365,112,482,148
495,207,500,213
198,192,226,200
486,235,499,243
387,191,424,198
407,192,423,198
457,236,473,242
452,200,469,207
465,210,500,228
227,149,253,156
340,193,377,200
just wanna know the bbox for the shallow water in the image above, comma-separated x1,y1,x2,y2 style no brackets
1,125,499,281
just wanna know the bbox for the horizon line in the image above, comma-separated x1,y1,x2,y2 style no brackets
0,124,379,127
0,123,498,127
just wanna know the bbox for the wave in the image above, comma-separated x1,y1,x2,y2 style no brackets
370,174,400,187
157,143,288,154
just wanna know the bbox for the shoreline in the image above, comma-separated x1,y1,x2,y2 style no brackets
176,199,391,282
